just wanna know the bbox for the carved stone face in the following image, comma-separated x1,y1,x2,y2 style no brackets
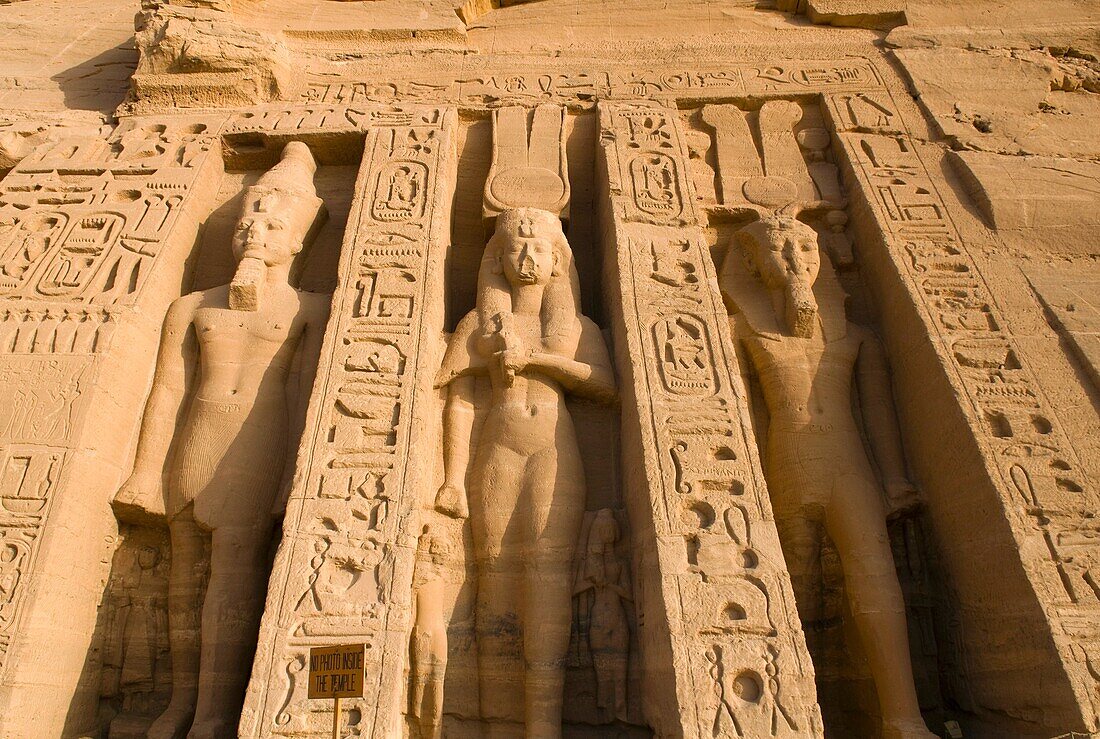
137,545,159,570
231,191,311,268
738,216,822,338
498,226,559,286
745,217,821,290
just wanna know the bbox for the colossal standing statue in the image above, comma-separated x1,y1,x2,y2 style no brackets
719,213,935,739
435,208,616,738
112,142,330,738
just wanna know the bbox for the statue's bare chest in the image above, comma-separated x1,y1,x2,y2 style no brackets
192,305,302,362
744,331,860,409
746,331,857,373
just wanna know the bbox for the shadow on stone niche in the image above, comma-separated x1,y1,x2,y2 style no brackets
63,524,175,739
62,520,283,738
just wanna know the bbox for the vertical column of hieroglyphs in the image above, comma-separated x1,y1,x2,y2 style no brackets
242,107,456,738
596,102,822,738
0,117,223,730
825,93,1099,729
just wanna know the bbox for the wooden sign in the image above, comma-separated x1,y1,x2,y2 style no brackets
308,644,365,699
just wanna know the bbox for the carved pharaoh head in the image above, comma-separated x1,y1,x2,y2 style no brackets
736,214,822,338
736,214,821,291
232,141,326,269
476,207,582,353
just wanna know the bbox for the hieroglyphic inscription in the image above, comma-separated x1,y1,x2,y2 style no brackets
242,107,455,738
224,106,442,138
295,60,883,112
826,93,1100,728
0,119,217,308
0,306,113,354
0,443,65,670
0,116,221,680
598,102,821,737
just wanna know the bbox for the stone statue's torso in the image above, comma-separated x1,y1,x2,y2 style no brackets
743,324,860,435
741,323,877,511
190,284,308,407
479,310,577,455
169,284,316,526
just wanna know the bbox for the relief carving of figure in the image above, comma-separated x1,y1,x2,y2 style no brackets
0,538,26,622
573,508,631,722
0,227,51,290
100,543,170,735
112,142,330,738
387,165,420,212
435,208,616,737
719,214,935,739
409,525,449,739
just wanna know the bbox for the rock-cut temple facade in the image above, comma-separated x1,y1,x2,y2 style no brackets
0,1,1098,737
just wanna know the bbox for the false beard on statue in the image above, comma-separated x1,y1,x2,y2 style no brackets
230,256,266,311
783,278,818,339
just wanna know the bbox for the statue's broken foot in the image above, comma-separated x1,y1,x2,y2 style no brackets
883,717,938,739
147,703,194,739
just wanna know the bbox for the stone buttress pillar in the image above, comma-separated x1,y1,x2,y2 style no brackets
596,102,823,738
826,93,1100,733
0,116,225,736
241,107,456,738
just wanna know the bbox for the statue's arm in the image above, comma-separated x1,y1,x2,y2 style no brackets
611,577,633,601
434,312,486,518
276,297,330,516
114,295,198,522
435,374,476,519
729,314,768,447
298,298,330,415
855,326,920,516
525,320,617,404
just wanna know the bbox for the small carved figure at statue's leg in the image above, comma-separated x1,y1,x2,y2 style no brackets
610,651,628,720
148,511,205,739
187,523,273,739
592,649,628,720
411,547,448,739
472,443,526,727
523,442,584,739
826,475,935,739
410,624,446,739
593,656,614,714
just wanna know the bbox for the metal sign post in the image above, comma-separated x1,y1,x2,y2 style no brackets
308,644,365,739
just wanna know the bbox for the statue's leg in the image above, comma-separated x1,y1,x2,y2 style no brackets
148,510,206,739
522,440,585,739
825,474,933,738
472,442,526,729
187,522,273,739
775,509,825,624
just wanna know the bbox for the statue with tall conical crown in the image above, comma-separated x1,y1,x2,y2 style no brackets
113,142,332,738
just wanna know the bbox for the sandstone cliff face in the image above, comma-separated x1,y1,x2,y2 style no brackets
131,2,292,107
